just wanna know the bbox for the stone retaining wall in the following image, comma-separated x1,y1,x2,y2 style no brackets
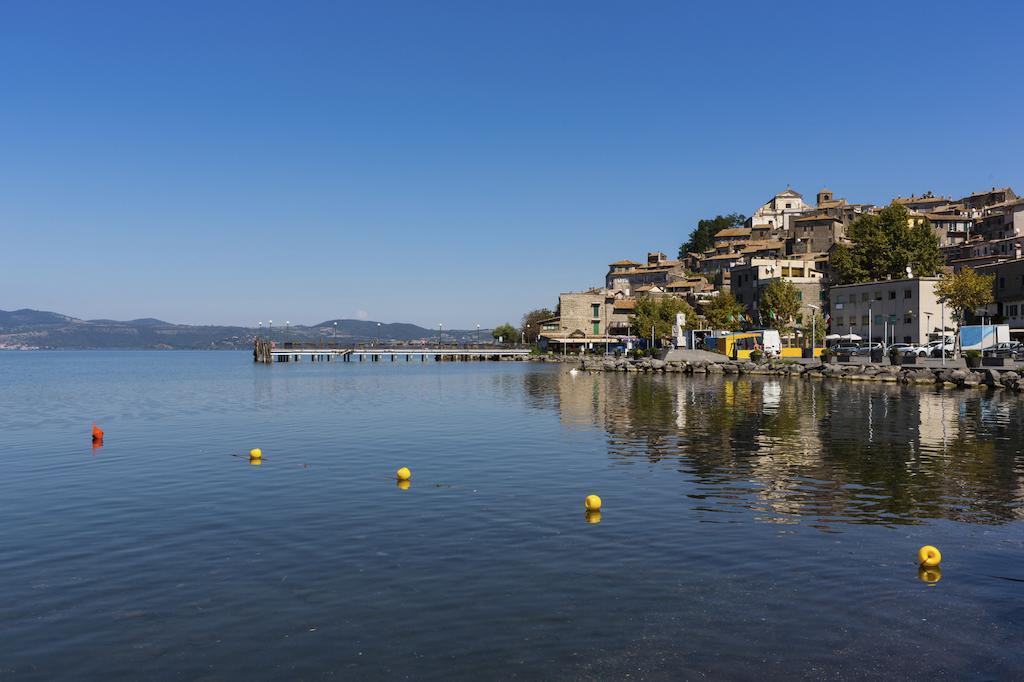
576,356,1024,392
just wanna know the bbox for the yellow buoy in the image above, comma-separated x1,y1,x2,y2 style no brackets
918,566,942,584
249,457,262,466
249,448,262,460
396,479,411,490
585,494,602,511
918,545,942,567
585,510,602,524
396,467,411,481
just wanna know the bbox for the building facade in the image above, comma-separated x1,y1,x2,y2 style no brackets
829,277,946,345
746,188,811,236
730,258,824,326
538,289,632,351
606,252,688,293
976,259,1024,332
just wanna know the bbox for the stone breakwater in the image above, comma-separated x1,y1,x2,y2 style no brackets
576,356,1024,391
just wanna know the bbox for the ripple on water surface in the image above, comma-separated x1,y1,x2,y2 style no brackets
1,352,1023,679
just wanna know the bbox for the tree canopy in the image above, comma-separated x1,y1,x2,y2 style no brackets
629,297,696,344
934,268,994,331
831,203,943,284
702,291,747,331
492,323,518,344
800,310,827,347
678,213,747,258
520,308,555,343
758,279,802,332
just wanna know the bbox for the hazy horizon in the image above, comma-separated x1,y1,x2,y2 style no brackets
3,0,1022,327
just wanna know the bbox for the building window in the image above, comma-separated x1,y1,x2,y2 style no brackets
835,294,844,304
904,289,912,299
889,314,897,323
999,277,1006,289
904,314,913,324
861,292,869,302
836,316,844,326
861,315,869,326
874,314,882,325
592,322,600,335
874,292,883,300
889,290,896,300
591,303,600,317
786,203,792,208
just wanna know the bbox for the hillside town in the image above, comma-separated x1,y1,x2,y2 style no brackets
536,185,1024,355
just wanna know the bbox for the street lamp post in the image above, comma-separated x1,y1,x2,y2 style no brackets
808,304,820,361
285,321,290,344
258,321,262,338
868,304,873,351
333,321,337,344
476,324,480,346
941,297,947,365
438,323,443,347
268,320,273,342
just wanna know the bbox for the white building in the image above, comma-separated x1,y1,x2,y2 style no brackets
829,277,947,345
746,188,812,237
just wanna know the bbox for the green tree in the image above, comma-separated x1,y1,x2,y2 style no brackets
492,323,518,344
702,291,747,331
800,311,827,348
934,268,995,348
678,213,747,258
520,308,555,343
831,203,943,284
629,297,697,345
758,279,801,333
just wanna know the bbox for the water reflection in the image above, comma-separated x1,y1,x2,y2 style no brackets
536,371,1024,526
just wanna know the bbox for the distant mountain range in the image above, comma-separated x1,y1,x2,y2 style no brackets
0,309,491,350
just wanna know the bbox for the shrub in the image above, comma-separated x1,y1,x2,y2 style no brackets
750,349,764,363
964,349,982,359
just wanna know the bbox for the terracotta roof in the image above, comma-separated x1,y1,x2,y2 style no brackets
608,259,641,266
613,299,637,309
793,213,839,222
714,227,752,238
964,187,1014,198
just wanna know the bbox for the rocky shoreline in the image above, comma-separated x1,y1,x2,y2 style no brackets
567,355,1024,392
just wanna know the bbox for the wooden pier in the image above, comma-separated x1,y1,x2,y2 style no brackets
253,338,531,364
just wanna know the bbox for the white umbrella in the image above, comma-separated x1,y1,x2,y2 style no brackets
840,333,862,341
824,334,842,341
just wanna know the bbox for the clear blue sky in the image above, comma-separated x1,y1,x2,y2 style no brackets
2,1,1021,328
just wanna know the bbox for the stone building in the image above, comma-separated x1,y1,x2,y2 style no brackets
976,259,1024,333
788,213,846,254
730,258,824,326
829,277,946,345
960,187,1017,213
538,288,632,352
605,252,688,293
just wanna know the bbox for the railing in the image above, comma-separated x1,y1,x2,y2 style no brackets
269,339,534,351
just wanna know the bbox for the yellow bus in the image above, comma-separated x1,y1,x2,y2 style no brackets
715,330,781,359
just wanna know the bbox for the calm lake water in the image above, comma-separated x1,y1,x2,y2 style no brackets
2,351,1023,680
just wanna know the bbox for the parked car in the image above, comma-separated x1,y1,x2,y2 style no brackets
984,341,1023,358
905,339,954,358
829,342,861,355
886,343,915,355
857,342,884,355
